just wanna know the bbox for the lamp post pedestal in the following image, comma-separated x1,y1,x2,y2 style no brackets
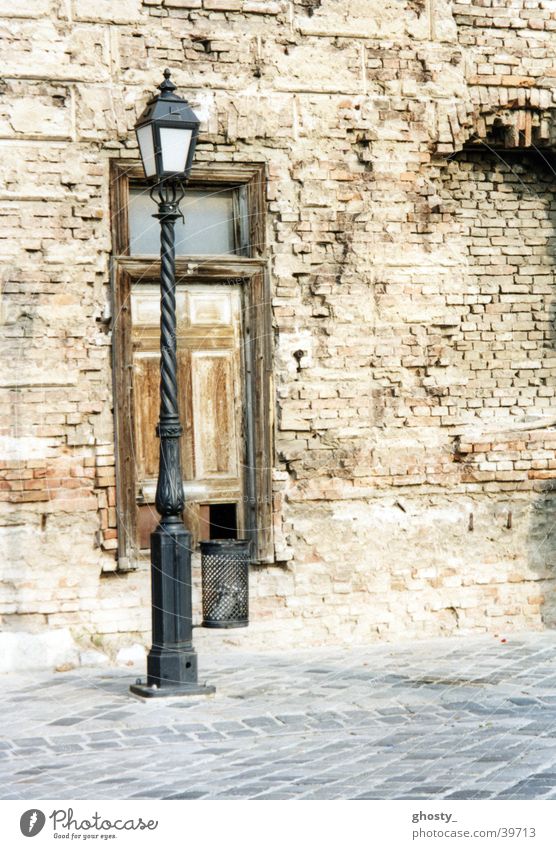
129,192,214,700
129,517,215,699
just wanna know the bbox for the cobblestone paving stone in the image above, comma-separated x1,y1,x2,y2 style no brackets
2,633,556,800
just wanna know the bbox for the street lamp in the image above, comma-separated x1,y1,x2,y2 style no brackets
130,70,214,698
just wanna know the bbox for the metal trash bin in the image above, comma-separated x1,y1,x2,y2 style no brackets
200,539,250,628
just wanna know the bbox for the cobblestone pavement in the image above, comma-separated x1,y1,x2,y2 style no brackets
2,632,556,800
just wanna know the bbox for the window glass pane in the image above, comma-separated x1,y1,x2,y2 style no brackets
128,186,236,255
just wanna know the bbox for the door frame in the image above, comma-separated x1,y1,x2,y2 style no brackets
109,161,274,566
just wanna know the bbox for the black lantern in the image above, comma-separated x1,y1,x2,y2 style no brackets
135,68,200,181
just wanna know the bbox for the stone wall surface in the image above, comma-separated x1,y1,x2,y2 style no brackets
1,0,556,667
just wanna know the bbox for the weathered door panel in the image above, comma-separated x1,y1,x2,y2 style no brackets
132,352,159,483
130,284,245,548
191,351,239,479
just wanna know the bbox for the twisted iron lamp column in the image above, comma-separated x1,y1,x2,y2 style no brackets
131,180,214,698
154,183,185,520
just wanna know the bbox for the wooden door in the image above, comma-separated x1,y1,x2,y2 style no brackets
130,284,245,548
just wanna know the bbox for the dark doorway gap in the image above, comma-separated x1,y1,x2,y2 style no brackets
209,503,237,540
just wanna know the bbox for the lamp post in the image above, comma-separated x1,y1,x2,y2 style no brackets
130,70,214,698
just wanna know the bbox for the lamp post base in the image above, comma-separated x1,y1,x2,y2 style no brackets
129,681,216,700
144,519,210,693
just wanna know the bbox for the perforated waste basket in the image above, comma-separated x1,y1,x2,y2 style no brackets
200,539,250,628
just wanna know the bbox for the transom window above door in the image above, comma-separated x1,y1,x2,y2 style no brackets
128,184,250,256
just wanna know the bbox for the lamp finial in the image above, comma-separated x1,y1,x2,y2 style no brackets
158,69,176,95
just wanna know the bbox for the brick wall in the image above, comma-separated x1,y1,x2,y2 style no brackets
1,0,556,663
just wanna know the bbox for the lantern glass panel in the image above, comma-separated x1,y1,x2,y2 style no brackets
136,124,157,178
160,127,192,175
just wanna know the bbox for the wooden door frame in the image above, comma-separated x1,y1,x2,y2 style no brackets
109,160,274,566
